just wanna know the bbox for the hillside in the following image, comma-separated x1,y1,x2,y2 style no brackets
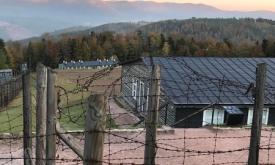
18,22,146,45
7,18,275,71
138,18,275,43
49,26,91,36
22,18,275,44
62,22,148,37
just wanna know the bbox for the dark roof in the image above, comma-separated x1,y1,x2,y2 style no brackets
61,60,117,68
143,57,275,106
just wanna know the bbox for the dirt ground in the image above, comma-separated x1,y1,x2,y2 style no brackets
1,128,275,165
109,98,140,127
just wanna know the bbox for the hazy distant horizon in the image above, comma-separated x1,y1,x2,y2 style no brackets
1,0,275,41
1,0,274,12
124,0,275,12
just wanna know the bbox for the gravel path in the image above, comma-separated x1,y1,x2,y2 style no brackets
109,99,140,128
1,128,275,165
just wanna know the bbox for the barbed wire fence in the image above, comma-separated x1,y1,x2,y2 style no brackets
0,58,274,165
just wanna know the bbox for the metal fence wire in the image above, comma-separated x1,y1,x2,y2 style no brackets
0,75,22,109
0,58,274,165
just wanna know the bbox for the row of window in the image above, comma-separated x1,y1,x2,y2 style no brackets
202,108,269,126
131,78,149,112
62,66,110,70
0,72,12,77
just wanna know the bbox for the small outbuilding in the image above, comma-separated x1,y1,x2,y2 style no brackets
120,57,275,128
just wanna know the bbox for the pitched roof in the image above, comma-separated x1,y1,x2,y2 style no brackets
143,57,275,106
0,69,12,73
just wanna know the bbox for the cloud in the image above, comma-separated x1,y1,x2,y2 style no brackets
26,0,49,3
17,0,103,4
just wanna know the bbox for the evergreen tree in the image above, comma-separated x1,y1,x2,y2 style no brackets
262,39,269,55
0,38,9,69
0,49,8,69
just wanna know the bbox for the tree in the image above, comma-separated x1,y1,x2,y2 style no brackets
262,39,269,55
148,33,162,55
265,42,275,57
167,37,176,54
0,38,10,69
160,33,166,48
6,41,24,70
25,42,34,70
162,42,170,56
81,41,91,60
223,38,232,49
0,49,8,69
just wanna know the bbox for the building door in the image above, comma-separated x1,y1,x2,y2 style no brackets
203,109,225,126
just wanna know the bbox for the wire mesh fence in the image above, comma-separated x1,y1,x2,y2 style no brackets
0,57,275,164
0,75,22,109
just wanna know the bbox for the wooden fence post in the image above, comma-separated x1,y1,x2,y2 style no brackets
248,63,267,165
36,64,47,165
144,64,161,165
83,94,107,165
56,122,84,159
23,71,32,165
46,68,57,165
0,85,3,107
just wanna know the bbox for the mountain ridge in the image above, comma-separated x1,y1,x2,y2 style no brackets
18,18,275,46
1,1,275,41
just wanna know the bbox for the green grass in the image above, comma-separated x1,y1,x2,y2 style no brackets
55,73,88,130
0,101,24,133
0,72,117,134
0,92,36,134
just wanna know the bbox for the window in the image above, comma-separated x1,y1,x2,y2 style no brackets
146,87,150,111
247,108,269,125
132,78,138,100
203,109,225,126
139,82,145,112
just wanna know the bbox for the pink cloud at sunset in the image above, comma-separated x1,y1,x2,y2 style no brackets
1,0,274,11
109,0,275,12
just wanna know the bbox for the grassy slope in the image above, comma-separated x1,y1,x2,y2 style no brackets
55,72,90,131
0,77,36,133
0,71,116,134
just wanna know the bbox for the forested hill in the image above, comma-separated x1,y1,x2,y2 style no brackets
21,18,275,44
19,22,146,44
138,18,275,43
5,18,275,70
67,22,148,36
